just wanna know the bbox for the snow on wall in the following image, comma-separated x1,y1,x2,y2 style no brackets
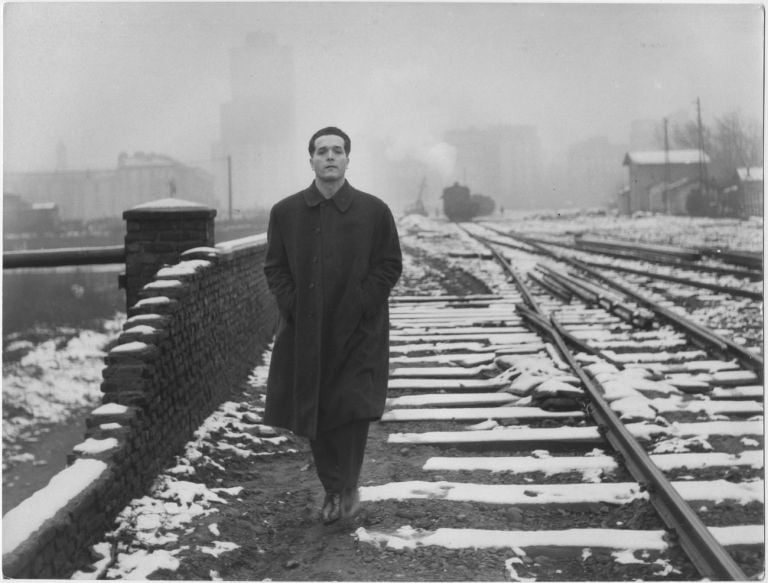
2,234,278,578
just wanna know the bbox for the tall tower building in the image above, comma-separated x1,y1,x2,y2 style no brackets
55,142,68,171
217,33,296,215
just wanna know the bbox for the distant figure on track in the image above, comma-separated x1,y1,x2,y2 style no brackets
263,126,403,524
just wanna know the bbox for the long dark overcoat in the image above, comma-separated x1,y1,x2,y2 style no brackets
263,180,402,440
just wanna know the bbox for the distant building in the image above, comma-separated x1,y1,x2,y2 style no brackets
2,194,60,234
566,136,626,207
445,124,542,210
216,33,296,212
616,186,631,215
648,177,703,215
4,152,215,222
734,167,763,217
115,152,214,213
621,149,710,214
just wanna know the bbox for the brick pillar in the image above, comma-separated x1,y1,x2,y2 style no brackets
122,198,216,310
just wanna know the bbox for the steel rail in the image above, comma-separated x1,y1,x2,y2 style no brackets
567,257,764,376
468,232,552,258
547,316,748,581
497,232,764,376
515,303,620,366
3,245,125,269
574,235,702,260
536,265,598,304
462,225,749,580
574,239,763,277
527,271,573,302
491,229,763,281
536,264,655,329
578,259,763,300
696,246,763,270
462,227,541,311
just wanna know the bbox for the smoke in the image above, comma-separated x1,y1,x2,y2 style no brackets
385,136,457,181
355,64,470,181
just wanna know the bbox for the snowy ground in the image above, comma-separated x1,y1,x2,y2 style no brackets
479,210,764,253
3,317,124,474
65,349,761,580
2,211,763,579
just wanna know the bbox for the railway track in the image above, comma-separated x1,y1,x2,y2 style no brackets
354,219,764,581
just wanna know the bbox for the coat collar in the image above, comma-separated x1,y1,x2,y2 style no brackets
302,180,354,213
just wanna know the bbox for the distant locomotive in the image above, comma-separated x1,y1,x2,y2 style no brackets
441,182,495,221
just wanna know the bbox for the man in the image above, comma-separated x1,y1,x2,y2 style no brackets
263,127,402,524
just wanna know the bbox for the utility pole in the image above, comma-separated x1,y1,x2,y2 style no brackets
696,97,707,191
663,118,670,214
227,155,233,222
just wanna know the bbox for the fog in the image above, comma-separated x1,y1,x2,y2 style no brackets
4,2,764,212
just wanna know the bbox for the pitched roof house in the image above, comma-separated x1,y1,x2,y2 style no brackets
622,149,710,214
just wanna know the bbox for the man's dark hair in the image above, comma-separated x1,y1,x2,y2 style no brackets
308,126,351,156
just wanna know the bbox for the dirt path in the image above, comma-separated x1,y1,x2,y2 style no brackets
133,247,503,580
140,379,511,582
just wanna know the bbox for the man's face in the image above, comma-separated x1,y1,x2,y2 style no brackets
310,134,349,182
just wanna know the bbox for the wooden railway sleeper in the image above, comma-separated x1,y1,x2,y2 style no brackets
526,239,761,374
537,263,656,329
567,270,656,328
571,341,748,580
579,259,764,301
567,257,764,377
548,314,623,366
470,226,751,579
536,265,599,304
516,304,620,366
528,271,573,302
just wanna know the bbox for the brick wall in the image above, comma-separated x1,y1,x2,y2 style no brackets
2,230,277,578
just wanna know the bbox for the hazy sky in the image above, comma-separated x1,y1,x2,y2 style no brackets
4,2,764,181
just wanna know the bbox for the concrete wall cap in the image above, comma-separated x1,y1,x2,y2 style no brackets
216,233,268,254
99,422,123,431
92,403,132,416
119,324,157,335
72,437,120,456
134,296,174,307
2,459,109,556
181,247,221,261
156,260,212,278
123,198,217,218
144,279,185,290
109,341,152,355
123,314,170,329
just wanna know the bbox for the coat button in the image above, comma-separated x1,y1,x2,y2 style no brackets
312,256,318,263
314,227,320,234
309,282,315,289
